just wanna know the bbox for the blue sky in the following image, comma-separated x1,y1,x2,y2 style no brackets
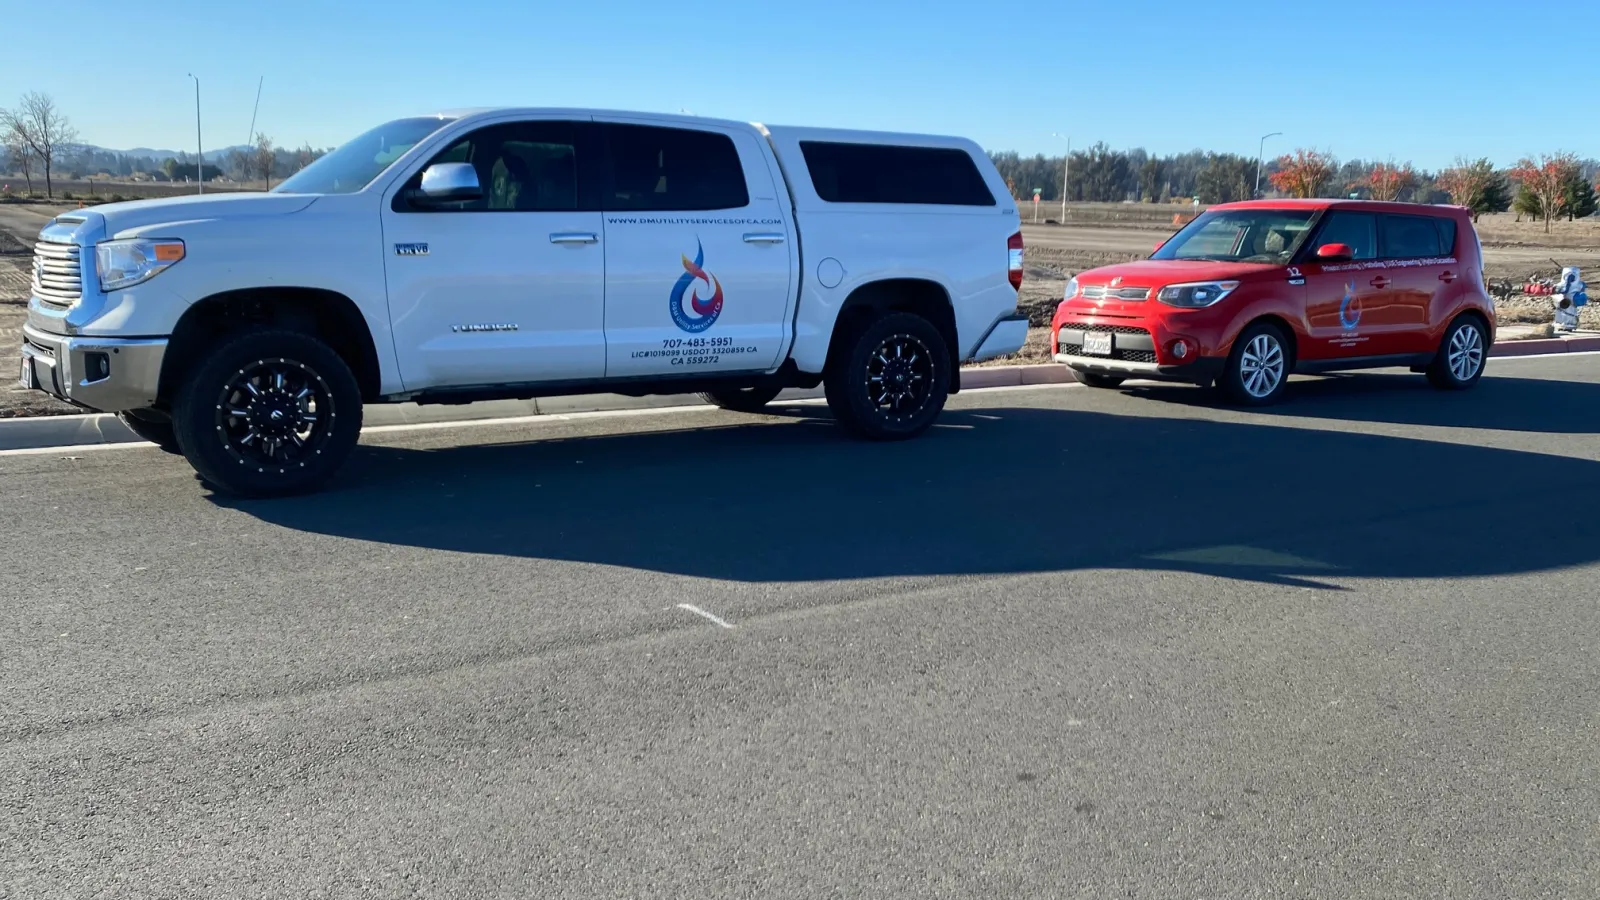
2,0,1590,169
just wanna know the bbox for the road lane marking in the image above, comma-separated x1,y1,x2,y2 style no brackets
676,604,735,629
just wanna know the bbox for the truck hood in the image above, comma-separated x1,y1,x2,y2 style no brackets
54,191,320,239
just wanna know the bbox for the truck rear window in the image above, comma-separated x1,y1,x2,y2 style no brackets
799,141,995,206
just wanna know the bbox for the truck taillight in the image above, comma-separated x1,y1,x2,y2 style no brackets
1008,231,1024,290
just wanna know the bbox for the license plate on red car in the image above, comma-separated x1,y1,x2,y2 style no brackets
1081,332,1113,356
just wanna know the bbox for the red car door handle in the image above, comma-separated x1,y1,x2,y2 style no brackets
1439,271,1457,282
1369,277,1391,288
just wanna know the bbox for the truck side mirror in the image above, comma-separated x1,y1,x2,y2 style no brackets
1315,242,1354,263
414,162,482,205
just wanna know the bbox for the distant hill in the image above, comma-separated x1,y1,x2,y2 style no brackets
109,145,253,163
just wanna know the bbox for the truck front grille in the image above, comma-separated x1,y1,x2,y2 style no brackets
31,240,83,307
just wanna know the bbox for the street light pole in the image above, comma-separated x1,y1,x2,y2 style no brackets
187,73,203,195
1255,131,1281,197
1052,133,1071,222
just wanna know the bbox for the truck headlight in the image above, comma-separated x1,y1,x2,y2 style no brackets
1157,280,1239,308
1064,277,1079,299
95,239,185,292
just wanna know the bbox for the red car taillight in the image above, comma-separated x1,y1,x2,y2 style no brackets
1008,231,1024,291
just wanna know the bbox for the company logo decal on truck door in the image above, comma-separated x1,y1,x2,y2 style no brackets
669,240,724,334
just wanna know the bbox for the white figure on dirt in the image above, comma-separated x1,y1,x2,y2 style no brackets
1554,266,1587,332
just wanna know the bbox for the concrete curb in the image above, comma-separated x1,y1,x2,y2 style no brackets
0,364,1074,452
1491,335,1600,356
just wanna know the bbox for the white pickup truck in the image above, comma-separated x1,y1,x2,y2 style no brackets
18,108,1028,496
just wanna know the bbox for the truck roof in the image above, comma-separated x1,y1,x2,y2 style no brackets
424,107,983,151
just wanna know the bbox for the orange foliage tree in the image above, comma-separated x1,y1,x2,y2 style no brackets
1436,157,1498,219
1268,149,1335,198
1510,152,1580,233
1361,161,1417,201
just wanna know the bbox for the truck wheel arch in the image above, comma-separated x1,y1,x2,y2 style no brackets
826,279,960,391
159,288,383,405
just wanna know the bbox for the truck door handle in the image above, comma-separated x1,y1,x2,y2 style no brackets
1369,276,1391,288
743,233,786,244
550,232,598,244
1439,271,1457,283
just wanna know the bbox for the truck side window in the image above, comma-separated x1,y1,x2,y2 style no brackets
1313,211,1378,261
600,123,749,212
798,141,996,206
399,121,585,212
1380,214,1445,259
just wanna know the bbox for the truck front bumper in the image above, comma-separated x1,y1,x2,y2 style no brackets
20,324,167,413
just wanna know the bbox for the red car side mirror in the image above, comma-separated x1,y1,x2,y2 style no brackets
1315,243,1355,262
1153,240,1165,252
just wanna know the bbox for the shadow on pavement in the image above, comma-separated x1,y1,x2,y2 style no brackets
1123,372,1600,435
221,403,1600,587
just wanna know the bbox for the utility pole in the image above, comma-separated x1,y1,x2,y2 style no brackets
1255,131,1282,198
247,76,265,189
246,76,263,148
1052,133,1071,222
187,73,203,194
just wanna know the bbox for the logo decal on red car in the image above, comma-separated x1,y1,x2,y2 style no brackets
1339,280,1363,330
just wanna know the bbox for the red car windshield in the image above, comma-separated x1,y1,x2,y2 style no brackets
1152,209,1318,265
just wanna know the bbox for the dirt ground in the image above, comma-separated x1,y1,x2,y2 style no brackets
0,203,1594,410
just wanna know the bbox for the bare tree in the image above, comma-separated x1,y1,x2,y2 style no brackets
1,123,33,194
253,132,275,189
0,92,79,199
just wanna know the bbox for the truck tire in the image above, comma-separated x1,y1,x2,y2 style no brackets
1219,321,1292,406
170,329,364,498
824,311,951,440
1426,314,1487,391
699,385,783,413
116,410,181,454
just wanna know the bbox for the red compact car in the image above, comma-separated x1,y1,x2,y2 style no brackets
1051,200,1496,405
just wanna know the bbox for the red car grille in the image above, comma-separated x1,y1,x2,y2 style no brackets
1057,324,1158,364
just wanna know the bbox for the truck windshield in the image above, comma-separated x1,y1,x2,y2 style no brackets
272,116,455,195
1151,209,1318,264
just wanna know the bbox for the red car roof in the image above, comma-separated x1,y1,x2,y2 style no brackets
1207,198,1469,215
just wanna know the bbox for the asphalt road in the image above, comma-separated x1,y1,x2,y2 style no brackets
1022,222,1174,255
4,355,1600,899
